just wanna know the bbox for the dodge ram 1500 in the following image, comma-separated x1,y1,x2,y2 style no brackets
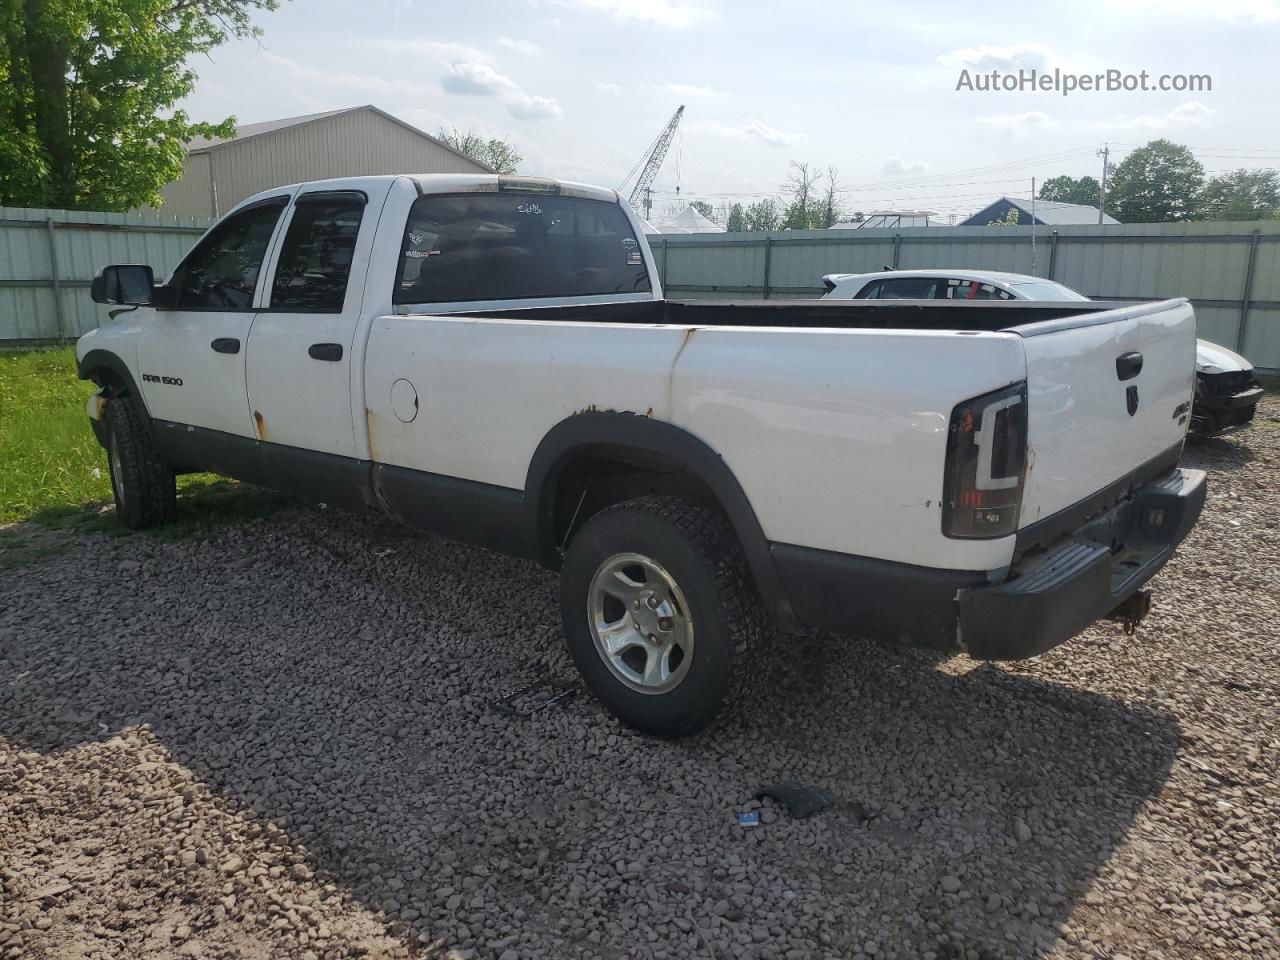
79,174,1206,736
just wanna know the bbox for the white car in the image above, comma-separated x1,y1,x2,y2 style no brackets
823,269,1264,436
78,176,1205,736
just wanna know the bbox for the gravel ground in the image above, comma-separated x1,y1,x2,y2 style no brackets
2,399,1277,960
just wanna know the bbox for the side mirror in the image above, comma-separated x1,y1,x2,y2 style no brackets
90,264,155,306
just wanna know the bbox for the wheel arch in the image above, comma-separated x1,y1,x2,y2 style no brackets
78,349,147,409
524,411,794,626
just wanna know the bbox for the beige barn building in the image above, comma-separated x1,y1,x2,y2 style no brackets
156,104,491,217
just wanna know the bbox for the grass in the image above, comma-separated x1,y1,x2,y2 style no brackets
1,347,108,523
1,347,291,544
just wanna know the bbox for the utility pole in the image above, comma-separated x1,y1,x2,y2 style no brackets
1030,176,1037,275
644,187,653,221
1097,143,1110,224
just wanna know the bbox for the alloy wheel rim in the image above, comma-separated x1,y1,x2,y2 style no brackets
587,552,694,695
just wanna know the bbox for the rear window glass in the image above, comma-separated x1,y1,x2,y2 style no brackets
394,193,651,304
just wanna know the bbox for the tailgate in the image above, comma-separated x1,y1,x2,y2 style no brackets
1016,299,1197,530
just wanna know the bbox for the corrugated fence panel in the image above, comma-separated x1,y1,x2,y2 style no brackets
656,221,1280,371
1,206,210,343
650,237,765,294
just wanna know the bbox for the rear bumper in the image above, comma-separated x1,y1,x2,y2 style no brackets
770,465,1206,659
958,466,1206,659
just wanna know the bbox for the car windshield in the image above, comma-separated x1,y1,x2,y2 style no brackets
1010,281,1090,301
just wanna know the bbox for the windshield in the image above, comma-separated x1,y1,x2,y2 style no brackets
1010,281,1090,301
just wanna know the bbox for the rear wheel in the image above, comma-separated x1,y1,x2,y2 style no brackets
559,496,769,737
105,394,176,529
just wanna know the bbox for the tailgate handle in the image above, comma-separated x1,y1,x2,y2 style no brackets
1116,351,1144,381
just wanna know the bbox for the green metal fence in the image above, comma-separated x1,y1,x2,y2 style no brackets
0,206,212,345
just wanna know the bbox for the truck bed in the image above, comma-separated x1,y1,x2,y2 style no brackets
448,297,1140,332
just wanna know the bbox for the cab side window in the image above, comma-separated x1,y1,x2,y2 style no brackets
270,194,367,312
173,199,286,310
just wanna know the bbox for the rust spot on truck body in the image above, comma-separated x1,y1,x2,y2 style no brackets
253,410,266,441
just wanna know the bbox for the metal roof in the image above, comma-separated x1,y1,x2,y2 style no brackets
965,197,1119,226
185,104,492,171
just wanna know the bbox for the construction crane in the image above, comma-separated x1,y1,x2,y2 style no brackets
620,105,685,220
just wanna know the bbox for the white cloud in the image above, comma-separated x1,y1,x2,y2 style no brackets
506,92,563,120
596,82,622,94
882,157,931,176
976,110,1052,137
442,61,517,96
938,42,1056,71
499,37,544,55
441,60,562,121
571,0,710,28
705,119,805,148
1093,101,1213,131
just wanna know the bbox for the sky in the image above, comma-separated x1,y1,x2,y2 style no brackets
177,0,1280,222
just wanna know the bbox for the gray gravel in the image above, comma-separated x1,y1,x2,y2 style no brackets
2,399,1278,960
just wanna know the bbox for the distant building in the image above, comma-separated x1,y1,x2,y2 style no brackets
831,210,938,229
961,197,1120,226
153,105,491,218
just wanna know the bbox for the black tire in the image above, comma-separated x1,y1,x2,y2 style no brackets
105,393,176,529
559,495,770,737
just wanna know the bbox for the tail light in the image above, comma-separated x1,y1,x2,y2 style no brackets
942,382,1028,539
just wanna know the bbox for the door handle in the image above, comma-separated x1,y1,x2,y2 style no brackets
1115,351,1144,381
308,343,343,362
211,337,240,354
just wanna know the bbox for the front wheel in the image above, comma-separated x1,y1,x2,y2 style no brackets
105,393,176,529
559,496,770,737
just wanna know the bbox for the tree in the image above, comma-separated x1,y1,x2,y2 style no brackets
744,197,782,232
987,207,1021,226
819,165,844,228
434,127,521,175
1196,168,1280,221
689,199,716,221
726,202,746,232
0,0,279,210
781,160,823,229
1107,139,1205,223
1039,175,1101,207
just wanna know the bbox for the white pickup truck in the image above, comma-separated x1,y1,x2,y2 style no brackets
79,173,1206,736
